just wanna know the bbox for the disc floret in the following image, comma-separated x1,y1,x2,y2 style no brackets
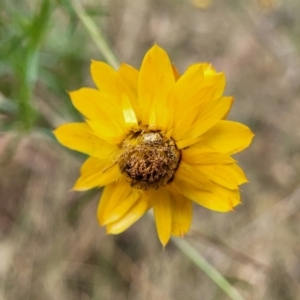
118,130,181,190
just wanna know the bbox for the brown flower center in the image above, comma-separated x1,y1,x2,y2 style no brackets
118,130,181,190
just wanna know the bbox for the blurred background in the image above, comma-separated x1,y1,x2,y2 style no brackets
1,0,300,299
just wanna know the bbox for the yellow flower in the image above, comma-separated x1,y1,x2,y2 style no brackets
54,45,254,246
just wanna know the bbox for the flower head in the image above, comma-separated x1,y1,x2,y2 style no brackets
54,45,254,246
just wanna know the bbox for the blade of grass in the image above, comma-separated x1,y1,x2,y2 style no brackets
172,237,245,300
70,0,119,69
18,0,52,131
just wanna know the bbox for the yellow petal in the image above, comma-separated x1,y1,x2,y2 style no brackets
121,93,138,128
69,88,125,137
97,179,133,225
172,64,181,81
86,119,126,145
150,188,172,246
172,179,241,212
169,62,228,141
169,189,192,237
148,87,170,130
171,87,215,140
182,146,236,165
175,137,200,150
202,64,226,99
138,44,175,125
229,163,249,185
175,161,213,192
188,97,233,138
118,63,139,94
53,123,118,158
73,158,120,191
118,63,140,119
166,64,204,133
193,164,240,190
199,120,255,154
90,60,119,97
178,160,247,191
222,97,234,120
90,60,141,124
68,88,103,121
148,103,157,129
201,63,216,74
169,64,204,110
106,198,149,234
102,190,141,225
69,88,119,121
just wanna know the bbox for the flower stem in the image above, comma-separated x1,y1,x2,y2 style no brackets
71,0,120,69
172,237,245,300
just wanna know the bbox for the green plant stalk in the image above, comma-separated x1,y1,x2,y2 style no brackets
172,237,245,300
19,49,39,130
71,0,119,69
18,0,52,131
70,3,245,299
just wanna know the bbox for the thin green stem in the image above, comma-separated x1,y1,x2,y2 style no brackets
172,237,245,300
71,0,120,69
18,0,52,131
